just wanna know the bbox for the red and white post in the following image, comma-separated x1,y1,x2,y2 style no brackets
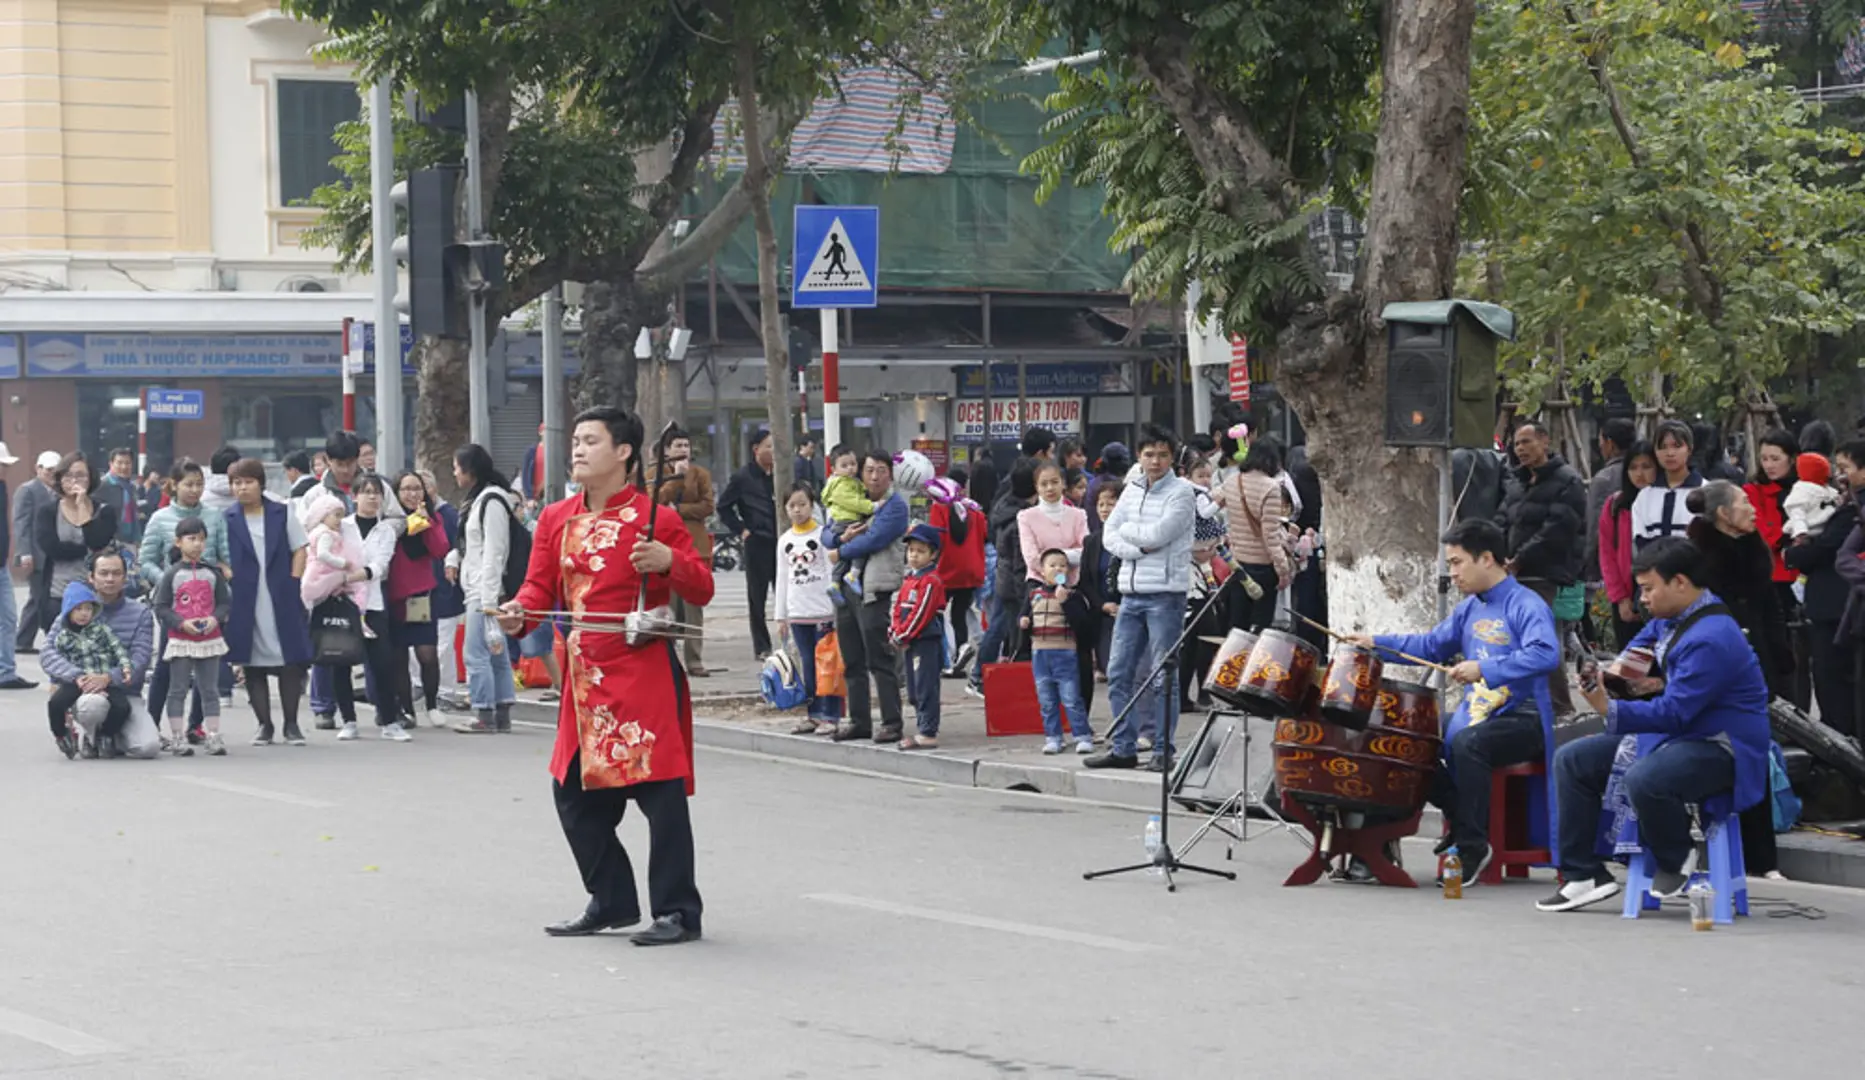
820,308,840,463
136,388,148,476
341,317,359,431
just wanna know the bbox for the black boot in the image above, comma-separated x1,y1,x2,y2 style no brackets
495,703,512,733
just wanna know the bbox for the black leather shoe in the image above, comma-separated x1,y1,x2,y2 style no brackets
0,676,39,690
874,724,903,743
631,914,700,947
1084,750,1139,769
830,723,872,742
544,910,641,937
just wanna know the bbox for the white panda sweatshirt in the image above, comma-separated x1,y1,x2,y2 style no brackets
775,523,836,623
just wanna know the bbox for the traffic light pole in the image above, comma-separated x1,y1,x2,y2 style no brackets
369,77,405,474
541,286,568,502
465,89,491,446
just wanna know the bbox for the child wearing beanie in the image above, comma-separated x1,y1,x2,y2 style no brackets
1783,452,1839,540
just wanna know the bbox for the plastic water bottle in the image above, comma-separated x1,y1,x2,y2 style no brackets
1688,876,1714,932
1144,815,1163,875
484,615,506,656
1442,846,1464,899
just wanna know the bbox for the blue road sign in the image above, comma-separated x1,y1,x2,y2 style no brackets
145,389,205,421
792,205,879,309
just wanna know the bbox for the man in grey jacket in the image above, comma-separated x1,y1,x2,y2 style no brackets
12,450,60,653
1087,425,1196,772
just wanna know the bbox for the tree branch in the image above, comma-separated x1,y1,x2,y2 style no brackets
620,96,726,270
1562,3,1722,324
638,101,805,294
1127,22,1293,205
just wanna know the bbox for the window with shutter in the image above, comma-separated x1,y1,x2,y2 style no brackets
277,79,361,207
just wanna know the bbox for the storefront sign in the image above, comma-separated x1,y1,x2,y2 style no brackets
952,396,1083,440
13,329,583,379
24,332,348,378
955,362,1130,399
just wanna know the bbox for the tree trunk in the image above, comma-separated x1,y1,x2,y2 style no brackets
1279,0,1480,635
573,278,666,414
736,34,795,497
412,335,471,495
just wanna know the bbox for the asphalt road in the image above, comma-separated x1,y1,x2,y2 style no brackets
3,700,1864,1078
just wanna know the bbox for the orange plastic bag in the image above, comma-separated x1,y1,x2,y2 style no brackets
815,630,846,698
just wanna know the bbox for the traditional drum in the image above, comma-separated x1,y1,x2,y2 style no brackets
1235,629,1321,717
1317,644,1383,729
1272,723,1427,815
1373,678,1442,740
1202,629,1259,709
1271,689,1430,815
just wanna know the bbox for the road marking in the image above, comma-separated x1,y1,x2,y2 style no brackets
162,775,333,809
804,893,1156,954
0,1007,119,1056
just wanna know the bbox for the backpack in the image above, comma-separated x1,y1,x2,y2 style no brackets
759,650,807,710
473,491,532,604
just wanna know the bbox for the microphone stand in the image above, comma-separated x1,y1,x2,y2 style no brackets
1083,567,1244,892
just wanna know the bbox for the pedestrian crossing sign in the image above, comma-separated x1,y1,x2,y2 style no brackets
792,205,879,308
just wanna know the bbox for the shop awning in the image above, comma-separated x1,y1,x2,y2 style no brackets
0,291,376,334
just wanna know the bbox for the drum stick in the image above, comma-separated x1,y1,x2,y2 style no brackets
1287,611,1456,676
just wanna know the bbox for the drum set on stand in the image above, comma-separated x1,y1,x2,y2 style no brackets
1172,626,1446,888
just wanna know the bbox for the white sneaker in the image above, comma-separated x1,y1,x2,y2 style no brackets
1075,738,1095,755
380,722,412,742
1042,737,1063,755
336,722,359,741
1137,736,1155,753
1536,873,1622,912
205,732,226,757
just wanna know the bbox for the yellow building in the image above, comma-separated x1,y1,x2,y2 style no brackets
0,0,376,469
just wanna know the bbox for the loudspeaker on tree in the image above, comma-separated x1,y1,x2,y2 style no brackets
1380,301,1515,449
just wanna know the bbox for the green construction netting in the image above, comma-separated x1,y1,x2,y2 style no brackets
685,94,1126,293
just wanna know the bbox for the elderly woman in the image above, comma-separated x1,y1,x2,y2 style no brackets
1685,479,1789,879
35,452,118,632
224,457,311,746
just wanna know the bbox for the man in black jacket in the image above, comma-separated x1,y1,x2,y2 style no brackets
1497,421,1588,717
11,450,59,653
1789,441,1865,742
0,442,38,688
717,429,779,659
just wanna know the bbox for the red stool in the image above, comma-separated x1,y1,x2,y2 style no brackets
1438,761,1551,884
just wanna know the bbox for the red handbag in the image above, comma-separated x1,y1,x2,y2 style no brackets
982,661,1044,737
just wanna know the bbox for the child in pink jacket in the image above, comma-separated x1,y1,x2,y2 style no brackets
1019,461,1089,585
300,490,371,618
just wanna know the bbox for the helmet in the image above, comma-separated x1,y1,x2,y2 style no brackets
892,450,935,494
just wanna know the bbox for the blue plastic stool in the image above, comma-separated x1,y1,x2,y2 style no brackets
1622,813,1748,924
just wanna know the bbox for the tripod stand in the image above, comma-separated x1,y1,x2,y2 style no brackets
1083,570,1242,892
1172,707,1306,861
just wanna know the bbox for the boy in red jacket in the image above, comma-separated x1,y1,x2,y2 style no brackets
891,523,948,750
